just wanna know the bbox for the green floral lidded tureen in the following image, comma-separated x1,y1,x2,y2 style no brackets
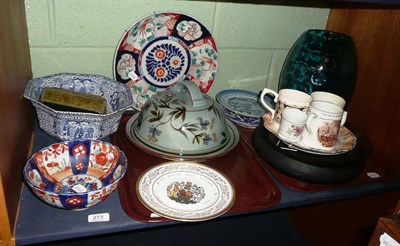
133,80,230,155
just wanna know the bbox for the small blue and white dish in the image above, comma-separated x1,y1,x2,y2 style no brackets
215,89,268,129
24,73,133,140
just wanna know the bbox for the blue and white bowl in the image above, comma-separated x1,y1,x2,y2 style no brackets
215,89,267,129
24,73,133,140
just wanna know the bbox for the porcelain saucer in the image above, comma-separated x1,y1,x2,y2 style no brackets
261,114,357,155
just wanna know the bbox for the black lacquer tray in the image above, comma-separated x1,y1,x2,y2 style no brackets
252,121,367,184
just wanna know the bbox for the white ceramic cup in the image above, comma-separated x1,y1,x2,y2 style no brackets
301,101,347,149
260,88,312,126
311,91,346,108
311,92,348,125
278,108,308,142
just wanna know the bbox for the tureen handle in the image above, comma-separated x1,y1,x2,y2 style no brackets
175,80,208,108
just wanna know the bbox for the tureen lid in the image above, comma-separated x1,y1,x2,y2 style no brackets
158,80,213,111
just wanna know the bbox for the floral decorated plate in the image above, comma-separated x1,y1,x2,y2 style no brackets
113,12,219,111
262,114,357,155
136,161,235,222
125,114,240,161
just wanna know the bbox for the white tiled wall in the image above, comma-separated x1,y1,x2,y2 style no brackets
25,0,329,96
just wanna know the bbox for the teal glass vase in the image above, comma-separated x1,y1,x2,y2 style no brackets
279,29,358,105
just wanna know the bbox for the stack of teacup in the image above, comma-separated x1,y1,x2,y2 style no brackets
260,88,347,151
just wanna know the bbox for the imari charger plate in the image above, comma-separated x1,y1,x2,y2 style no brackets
113,12,219,111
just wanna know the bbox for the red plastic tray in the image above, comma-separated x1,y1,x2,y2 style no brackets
112,115,281,222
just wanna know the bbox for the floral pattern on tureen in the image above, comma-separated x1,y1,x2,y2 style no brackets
136,92,227,148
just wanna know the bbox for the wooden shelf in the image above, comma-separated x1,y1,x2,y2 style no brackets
0,1,34,245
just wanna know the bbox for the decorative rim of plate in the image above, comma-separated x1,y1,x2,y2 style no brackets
125,114,240,161
136,161,235,222
215,89,266,118
225,117,259,129
261,113,357,155
113,11,219,111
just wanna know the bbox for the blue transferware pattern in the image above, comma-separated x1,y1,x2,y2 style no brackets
113,12,219,111
279,29,357,104
23,140,128,210
24,73,133,140
215,89,267,129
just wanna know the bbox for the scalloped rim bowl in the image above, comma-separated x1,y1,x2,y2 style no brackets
23,140,128,210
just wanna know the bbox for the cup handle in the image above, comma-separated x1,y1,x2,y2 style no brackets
306,113,317,135
341,111,348,126
260,88,278,117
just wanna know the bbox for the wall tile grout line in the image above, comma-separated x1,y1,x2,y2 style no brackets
47,0,56,44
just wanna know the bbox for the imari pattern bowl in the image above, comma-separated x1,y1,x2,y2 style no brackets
24,73,133,140
23,140,128,210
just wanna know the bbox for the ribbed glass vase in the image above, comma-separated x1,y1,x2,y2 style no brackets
279,29,358,105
